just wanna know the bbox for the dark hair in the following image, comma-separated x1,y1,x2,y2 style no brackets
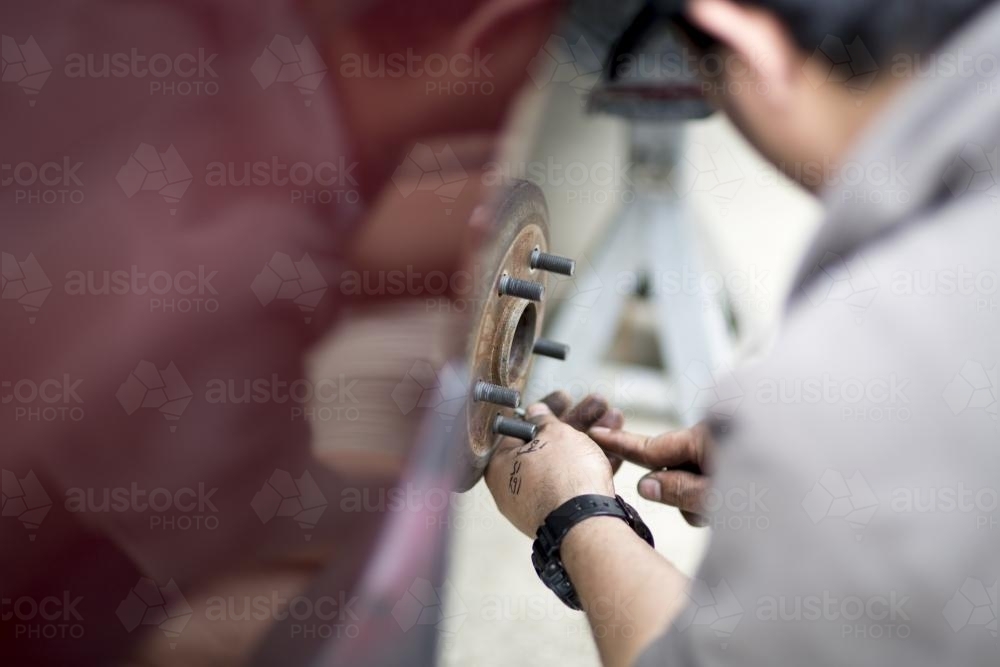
740,0,996,63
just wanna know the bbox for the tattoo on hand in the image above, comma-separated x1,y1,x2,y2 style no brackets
508,460,522,495
515,439,547,457
507,440,546,495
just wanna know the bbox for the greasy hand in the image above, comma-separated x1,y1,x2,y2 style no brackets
485,393,622,537
589,422,715,527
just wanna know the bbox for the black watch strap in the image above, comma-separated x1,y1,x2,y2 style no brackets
531,494,654,610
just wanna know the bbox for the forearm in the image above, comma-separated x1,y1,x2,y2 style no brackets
561,517,690,667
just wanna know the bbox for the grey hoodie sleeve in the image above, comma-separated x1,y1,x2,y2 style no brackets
636,215,999,666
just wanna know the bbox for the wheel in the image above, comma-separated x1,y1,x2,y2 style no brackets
454,180,551,490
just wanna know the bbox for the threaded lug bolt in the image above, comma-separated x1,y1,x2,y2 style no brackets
533,339,570,360
498,275,545,302
493,416,538,442
473,381,521,408
530,249,576,277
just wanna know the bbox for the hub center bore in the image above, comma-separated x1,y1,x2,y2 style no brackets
495,300,538,387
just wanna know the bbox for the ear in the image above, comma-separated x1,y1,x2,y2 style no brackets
688,0,800,103
455,0,561,54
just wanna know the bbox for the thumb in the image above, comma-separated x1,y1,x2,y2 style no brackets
525,401,561,429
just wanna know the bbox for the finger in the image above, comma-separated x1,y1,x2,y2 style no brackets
594,407,624,430
681,510,710,527
562,394,609,431
589,427,699,469
539,391,572,419
524,401,561,430
593,408,625,473
637,470,709,515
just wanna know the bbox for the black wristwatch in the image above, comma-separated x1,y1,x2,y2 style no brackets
531,494,654,610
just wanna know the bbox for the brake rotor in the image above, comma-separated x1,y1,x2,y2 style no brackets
452,180,573,490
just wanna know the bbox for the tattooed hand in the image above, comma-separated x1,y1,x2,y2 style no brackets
485,393,620,537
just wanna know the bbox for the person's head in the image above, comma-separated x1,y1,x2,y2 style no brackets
683,0,994,190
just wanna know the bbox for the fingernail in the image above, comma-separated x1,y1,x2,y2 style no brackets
588,426,609,437
526,402,551,418
638,478,661,501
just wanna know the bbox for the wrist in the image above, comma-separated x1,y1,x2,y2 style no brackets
562,516,640,577
531,495,654,610
538,482,615,530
